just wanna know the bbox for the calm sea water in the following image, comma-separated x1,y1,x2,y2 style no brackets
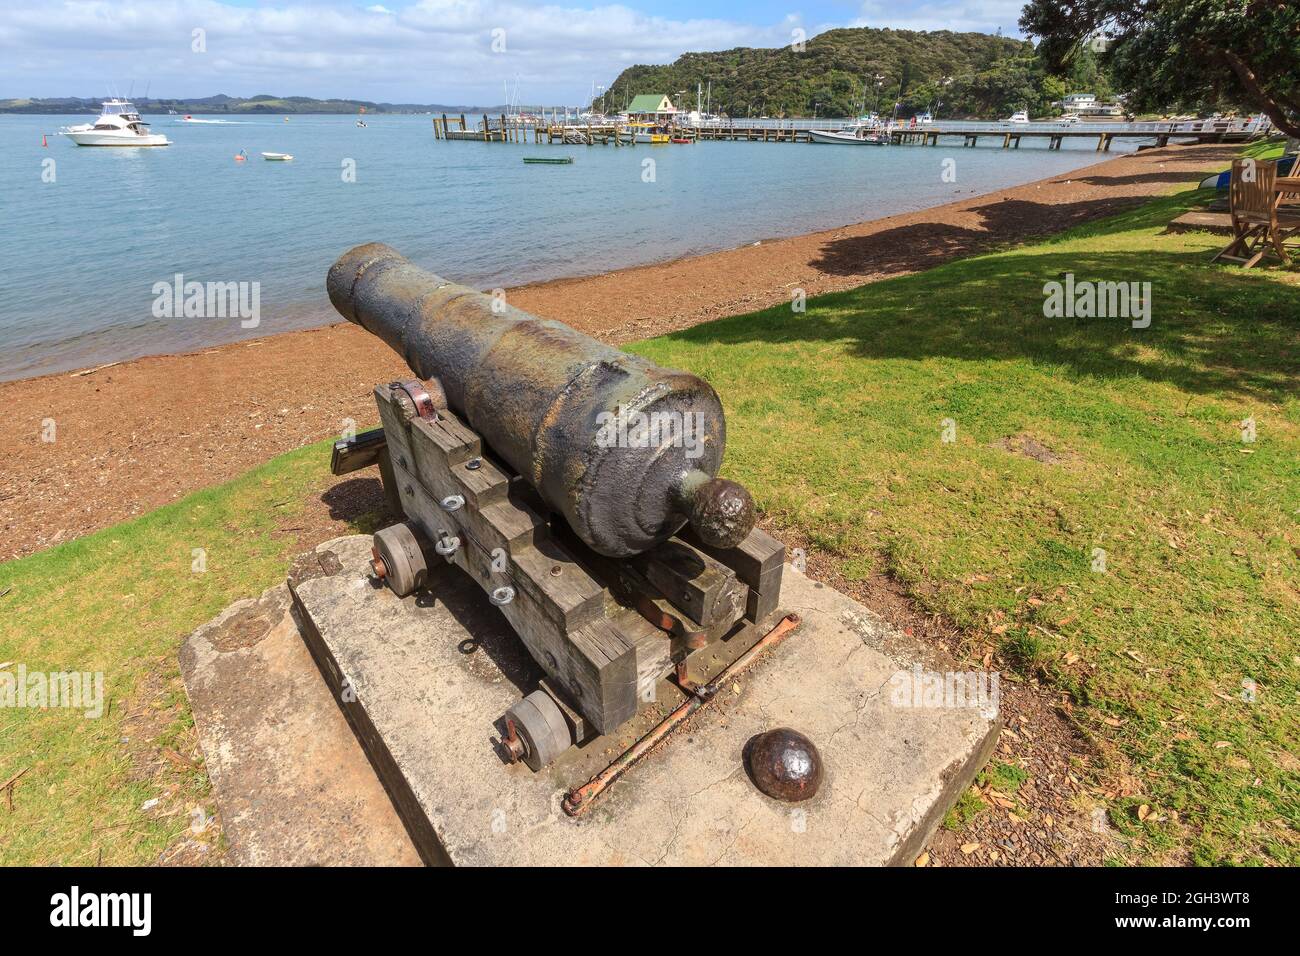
0,113,1137,381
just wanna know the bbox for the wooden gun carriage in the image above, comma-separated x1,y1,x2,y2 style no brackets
326,245,785,773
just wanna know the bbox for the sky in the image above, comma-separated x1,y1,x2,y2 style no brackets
0,1,1030,106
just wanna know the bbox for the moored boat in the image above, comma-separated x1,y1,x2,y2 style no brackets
261,151,293,161
627,121,670,144
60,100,169,146
808,125,889,145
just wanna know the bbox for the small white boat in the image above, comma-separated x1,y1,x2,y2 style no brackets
261,152,293,161
808,124,889,145
1005,110,1030,124
60,99,169,146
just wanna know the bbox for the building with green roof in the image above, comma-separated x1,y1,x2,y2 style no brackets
625,94,676,119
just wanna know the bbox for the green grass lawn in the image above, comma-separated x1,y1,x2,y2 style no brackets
629,182,1299,866
2,149,1296,866
0,443,357,865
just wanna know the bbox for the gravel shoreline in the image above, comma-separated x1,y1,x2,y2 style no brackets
0,142,1236,561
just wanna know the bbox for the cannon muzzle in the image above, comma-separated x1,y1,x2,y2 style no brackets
328,243,755,558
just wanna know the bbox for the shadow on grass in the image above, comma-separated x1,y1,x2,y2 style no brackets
667,246,1300,401
812,197,1167,278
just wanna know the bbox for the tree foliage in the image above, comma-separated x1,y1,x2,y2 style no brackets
598,27,1065,119
1020,0,1300,136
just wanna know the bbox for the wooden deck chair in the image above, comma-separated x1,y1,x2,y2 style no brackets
1280,176,1300,255
1211,159,1299,267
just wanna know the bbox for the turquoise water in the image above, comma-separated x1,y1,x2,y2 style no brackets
0,113,1135,380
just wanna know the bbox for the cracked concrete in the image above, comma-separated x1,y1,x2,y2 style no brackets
179,581,420,866
275,535,998,866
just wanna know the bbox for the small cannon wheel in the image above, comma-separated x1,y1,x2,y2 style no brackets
372,523,428,597
505,690,573,771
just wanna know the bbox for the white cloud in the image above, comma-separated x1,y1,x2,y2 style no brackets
0,1,1022,105
0,0,801,104
852,1,1026,37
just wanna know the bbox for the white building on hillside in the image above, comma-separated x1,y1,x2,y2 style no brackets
1058,93,1124,118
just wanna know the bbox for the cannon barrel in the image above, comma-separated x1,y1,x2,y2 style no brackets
327,243,755,558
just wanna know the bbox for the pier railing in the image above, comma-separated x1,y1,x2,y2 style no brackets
434,113,1271,147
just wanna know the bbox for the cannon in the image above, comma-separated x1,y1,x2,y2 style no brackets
327,244,785,775
327,243,754,557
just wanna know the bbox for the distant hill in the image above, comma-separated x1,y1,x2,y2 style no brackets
0,95,506,115
600,27,1081,120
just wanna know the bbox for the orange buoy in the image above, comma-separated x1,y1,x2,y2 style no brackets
41,134,47,147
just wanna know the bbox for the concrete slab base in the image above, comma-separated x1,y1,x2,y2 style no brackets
179,577,421,866
289,535,998,866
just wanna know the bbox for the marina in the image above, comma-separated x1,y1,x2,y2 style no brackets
434,112,1270,151
2,111,1154,381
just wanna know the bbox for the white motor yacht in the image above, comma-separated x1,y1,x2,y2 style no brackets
61,100,170,146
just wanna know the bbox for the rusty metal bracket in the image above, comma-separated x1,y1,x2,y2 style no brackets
633,593,708,647
561,612,802,817
390,379,444,421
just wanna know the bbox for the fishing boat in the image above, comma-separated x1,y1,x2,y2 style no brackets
808,124,889,145
523,156,573,164
60,100,170,146
261,152,293,161
1005,109,1030,124
627,121,670,144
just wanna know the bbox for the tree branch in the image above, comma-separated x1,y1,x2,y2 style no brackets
1216,47,1300,138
